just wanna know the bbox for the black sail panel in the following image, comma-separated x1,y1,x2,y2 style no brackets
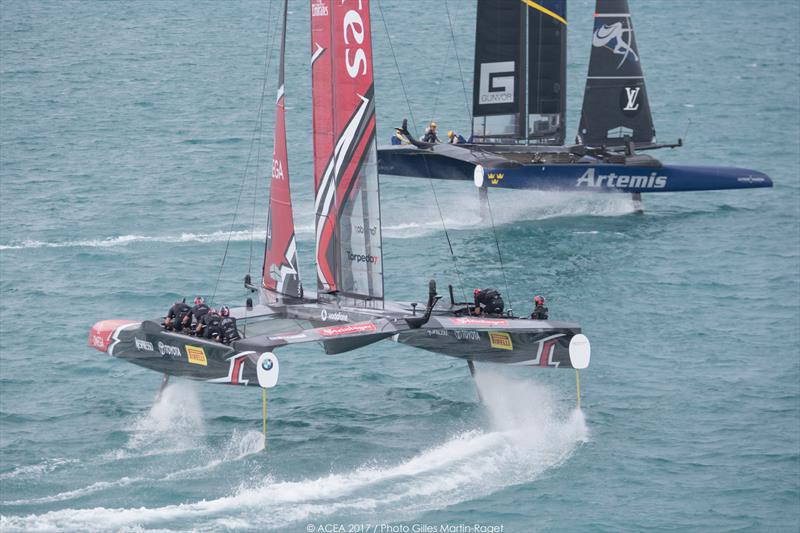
577,0,655,147
472,0,524,141
526,0,567,144
472,0,566,144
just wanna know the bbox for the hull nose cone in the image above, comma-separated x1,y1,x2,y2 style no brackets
88,320,137,352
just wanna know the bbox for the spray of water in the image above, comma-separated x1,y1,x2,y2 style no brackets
3,371,588,531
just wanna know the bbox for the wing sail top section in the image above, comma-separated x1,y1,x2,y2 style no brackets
577,0,656,147
472,0,566,144
311,0,383,307
263,0,302,299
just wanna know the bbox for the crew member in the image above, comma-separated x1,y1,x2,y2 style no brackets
447,130,466,144
163,299,191,332
219,306,241,344
196,307,223,340
422,121,440,143
530,295,549,320
473,288,504,316
188,296,210,331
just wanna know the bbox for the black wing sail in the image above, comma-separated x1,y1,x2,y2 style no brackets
471,0,566,145
576,0,656,147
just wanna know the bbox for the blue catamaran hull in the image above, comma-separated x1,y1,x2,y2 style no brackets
477,163,773,193
377,146,772,193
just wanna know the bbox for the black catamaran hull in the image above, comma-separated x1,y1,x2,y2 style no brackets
89,320,261,386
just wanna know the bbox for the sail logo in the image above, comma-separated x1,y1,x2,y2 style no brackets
592,20,639,69
347,250,379,264
343,6,368,78
479,62,515,105
488,172,504,184
576,168,667,189
271,159,284,180
623,87,640,111
311,0,328,17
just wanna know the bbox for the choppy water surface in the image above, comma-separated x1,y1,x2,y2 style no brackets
1,1,798,531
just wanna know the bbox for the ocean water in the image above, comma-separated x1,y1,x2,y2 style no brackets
1,0,798,531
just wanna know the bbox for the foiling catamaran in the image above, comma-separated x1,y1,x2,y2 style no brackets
89,0,591,403
376,0,773,211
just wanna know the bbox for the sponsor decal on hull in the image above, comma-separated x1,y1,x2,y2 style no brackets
454,330,480,341
449,317,508,326
576,168,667,190
489,331,513,350
319,322,377,337
185,345,208,366
321,309,349,322
158,341,181,359
488,173,504,185
135,338,154,352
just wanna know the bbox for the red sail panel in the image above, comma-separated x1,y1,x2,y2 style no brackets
263,0,302,299
311,0,383,305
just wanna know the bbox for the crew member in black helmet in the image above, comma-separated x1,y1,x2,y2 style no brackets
530,295,549,320
163,299,191,332
219,306,241,344
196,307,223,340
472,288,504,316
188,296,209,332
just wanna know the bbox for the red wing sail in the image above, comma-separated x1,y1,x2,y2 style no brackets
263,0,302,299
310,0,383,307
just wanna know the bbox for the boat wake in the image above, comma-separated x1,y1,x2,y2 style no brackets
1,190,633,250
381,188,636,238
1,373,587,531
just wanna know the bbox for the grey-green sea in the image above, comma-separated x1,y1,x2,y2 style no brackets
1,1,798,531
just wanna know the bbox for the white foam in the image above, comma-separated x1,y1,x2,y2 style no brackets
2,372,587,531
3,477,142,506
0,458,77,481
0,230,267,250
161,429,264,481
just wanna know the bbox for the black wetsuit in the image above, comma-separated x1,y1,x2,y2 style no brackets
191,303,210,329
200,312,223,340
220,316,240,344
165,302,191,331
422,129,440,143
531,304,549,320
474,288,504,315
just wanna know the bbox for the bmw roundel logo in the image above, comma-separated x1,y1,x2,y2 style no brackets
262,358,274,371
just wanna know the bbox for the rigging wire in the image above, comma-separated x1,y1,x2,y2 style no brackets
443,0,472,124
211,1,279,306
484,191,514,314
376,0,467,302
375,0,418,135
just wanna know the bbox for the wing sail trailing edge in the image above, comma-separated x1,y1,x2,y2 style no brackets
576,0,655,146
310,0,384,307
263,0,302,299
